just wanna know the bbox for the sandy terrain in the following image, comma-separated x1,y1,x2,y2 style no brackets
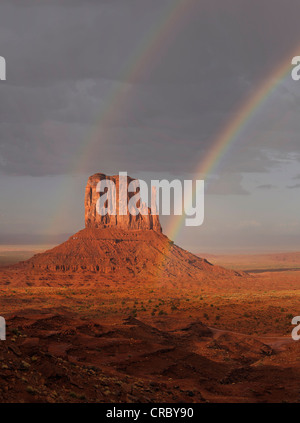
0,249,299,403
200,252,300,272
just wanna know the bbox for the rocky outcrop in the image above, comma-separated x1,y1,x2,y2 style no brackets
85,173,162,232
15,171,244,282
20,227,242,280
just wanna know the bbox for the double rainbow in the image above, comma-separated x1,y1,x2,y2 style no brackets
50,1,296,246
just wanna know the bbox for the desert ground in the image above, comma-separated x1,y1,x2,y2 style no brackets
200,252,300,273
0,247,299,403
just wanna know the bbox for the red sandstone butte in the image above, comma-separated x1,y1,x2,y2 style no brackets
15,172,242,280
85,173,162,232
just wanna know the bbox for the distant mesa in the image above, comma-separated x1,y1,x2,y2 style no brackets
16,173,242,281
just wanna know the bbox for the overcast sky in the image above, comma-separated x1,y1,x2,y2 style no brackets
0,0,300,252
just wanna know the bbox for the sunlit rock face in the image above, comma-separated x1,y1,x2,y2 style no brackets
84,173,162,232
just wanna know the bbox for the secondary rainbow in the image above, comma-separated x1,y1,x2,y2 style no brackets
74,0,196,174
46,0,196,236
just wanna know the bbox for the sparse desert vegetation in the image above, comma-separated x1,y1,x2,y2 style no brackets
0,253,300,403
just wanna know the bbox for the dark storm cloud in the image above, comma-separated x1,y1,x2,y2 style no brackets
257,184,276,190
287,184,300,189
0,0,300,180
207,173,250,195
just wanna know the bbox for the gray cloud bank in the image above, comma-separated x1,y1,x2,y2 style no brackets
0,0,300,182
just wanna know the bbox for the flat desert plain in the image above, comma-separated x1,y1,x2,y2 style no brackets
0,248,299,403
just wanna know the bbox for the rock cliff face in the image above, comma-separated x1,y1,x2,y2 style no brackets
85,173,162,232
15,171,244,282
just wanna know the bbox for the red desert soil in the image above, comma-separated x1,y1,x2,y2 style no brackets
0,173,299,403
1,247,299,403
200,252,300,272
